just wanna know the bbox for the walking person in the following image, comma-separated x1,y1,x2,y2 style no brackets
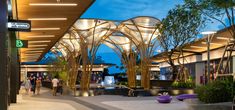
30,76,36,95
24,77,31,95
36,78,42,95
52,76,59,96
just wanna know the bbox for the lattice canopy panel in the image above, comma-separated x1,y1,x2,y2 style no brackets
72,19,117,49
104,35,136,57
52,33,80,60
118,17,161,55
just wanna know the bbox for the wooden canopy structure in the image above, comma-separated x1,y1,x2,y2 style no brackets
17,0,94,62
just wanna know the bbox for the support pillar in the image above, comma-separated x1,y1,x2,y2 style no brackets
195,62,205,85
0,0,9,109
10,32,18,103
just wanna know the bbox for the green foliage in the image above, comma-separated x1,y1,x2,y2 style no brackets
184,0,235,28
116,81,128,86
58,71,67,82
48,57,68,82
171,80,195,89
195,79,234,103
158,3,204,77
159,4,204,51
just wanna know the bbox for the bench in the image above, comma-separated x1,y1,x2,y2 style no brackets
176,94,197,101
156,95,172,103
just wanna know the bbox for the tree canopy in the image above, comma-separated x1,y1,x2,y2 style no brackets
158,4,204,79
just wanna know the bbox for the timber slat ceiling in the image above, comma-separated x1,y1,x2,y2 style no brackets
17,0,94,62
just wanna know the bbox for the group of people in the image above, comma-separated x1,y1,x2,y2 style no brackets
23,76,42,95
23,76,63,96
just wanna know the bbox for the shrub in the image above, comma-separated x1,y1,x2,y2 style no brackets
196,79,234,103
171,80,195,89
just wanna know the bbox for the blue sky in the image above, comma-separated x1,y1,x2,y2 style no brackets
80,0,223,73
81,0,186,73
29,0,224,73
82,0,184,20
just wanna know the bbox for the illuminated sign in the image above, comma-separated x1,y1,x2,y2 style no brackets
8,20,31,32
16,40,28,48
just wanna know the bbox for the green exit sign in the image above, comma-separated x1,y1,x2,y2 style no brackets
16,39,28,48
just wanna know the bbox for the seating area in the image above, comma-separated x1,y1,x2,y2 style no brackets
176,94,197,101
156,95,172,103
156,94,197,104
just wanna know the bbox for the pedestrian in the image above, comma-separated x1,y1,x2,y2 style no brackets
36,78,42,95
24,77,31,95
57,79,63,95
30,76,36,95
51,76,59,96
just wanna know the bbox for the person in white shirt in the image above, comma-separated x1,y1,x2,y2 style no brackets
51,76,59,96
24,77,31,95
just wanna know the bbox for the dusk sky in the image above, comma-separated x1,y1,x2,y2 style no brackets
81,0,223,73
81,0,185,73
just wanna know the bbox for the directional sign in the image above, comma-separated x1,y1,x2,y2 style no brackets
8,20,31,32
16,39,28,48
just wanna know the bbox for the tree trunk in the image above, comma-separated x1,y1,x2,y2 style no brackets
141,58,150,90
127,53,136,88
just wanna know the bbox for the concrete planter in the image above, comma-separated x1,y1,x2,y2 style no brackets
169,88,194,95
74,90,95,97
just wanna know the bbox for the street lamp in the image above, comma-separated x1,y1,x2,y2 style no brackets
201,31,216,84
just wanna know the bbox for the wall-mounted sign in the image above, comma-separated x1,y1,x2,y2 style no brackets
8,20,31,32
16,39,28,48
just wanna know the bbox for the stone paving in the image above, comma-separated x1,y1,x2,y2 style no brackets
9,87,232,110
9,87,92,110
77,95,232,110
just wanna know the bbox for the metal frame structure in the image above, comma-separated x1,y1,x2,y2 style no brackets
104,34,137,88
51,33,81,94
118,17,161,90
69,19,116,93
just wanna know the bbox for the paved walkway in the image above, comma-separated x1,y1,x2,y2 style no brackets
77,95,232,110
9,87,232,110
9,87,92,110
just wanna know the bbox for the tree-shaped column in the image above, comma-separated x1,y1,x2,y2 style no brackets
104,34,137,88
52,33,81,94
70,19,116,93
118,17,161,90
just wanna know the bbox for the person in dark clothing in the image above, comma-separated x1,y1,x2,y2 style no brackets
30,76,36,94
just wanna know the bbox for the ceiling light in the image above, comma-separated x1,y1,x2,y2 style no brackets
28,44,48,47
21,50,43,54
22,51,44,53
26,48,45,50
21,56,39,59
216,37,234,41
21,60,37,62
201,42,223,46
28,18,67,21
31,28,60,31
21,54,41,56
21,56,38,59
29,3,77,6
27,35,55,38
201,31,216,35
190,46,206,49
183,48,199,51
29,40,51,43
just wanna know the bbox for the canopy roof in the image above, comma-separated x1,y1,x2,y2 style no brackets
152,26,235,62
18,0,94,62
118,16,161,46
72,19,117,48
